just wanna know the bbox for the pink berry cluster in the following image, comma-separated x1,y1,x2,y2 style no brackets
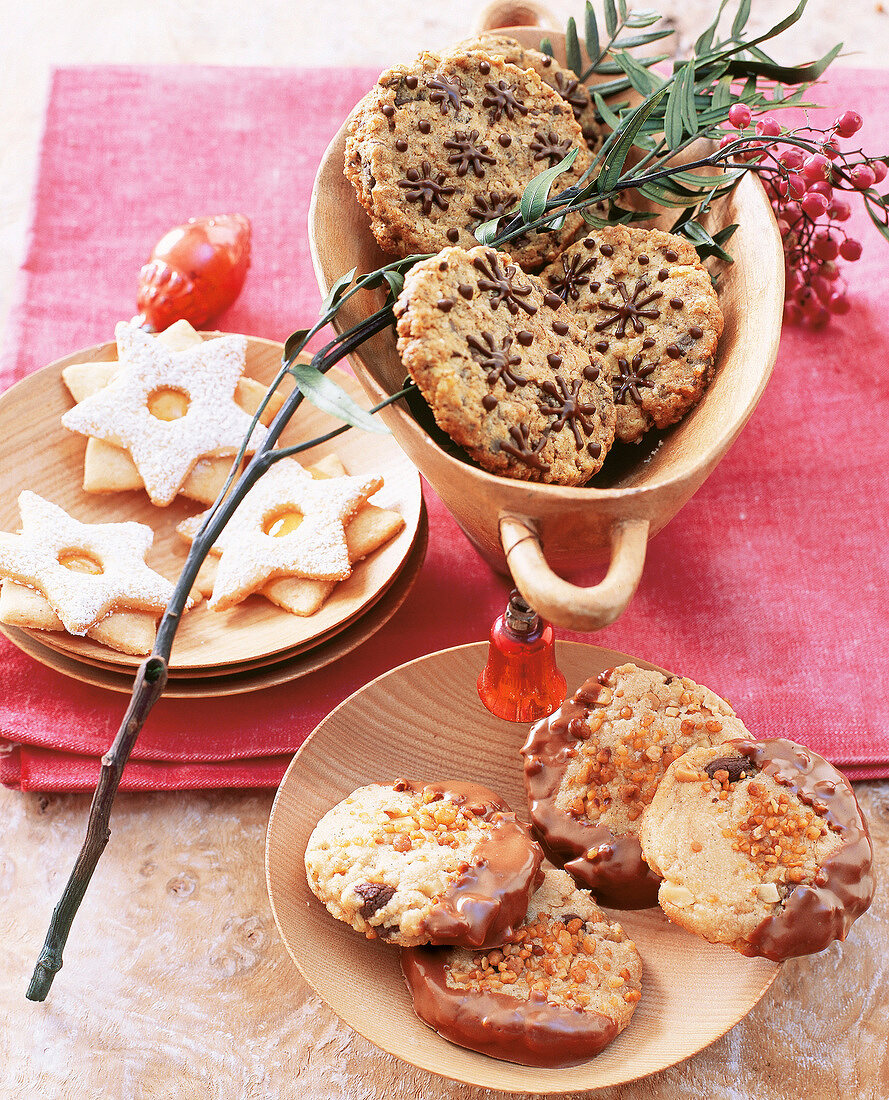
719,104,886,327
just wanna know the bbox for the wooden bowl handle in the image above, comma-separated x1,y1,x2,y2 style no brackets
474,1,557,32
500,515,650,631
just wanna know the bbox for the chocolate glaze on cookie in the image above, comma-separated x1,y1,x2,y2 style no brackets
395,779,545,948
401,947,618,1067
522,682,661,908
731,739,874,961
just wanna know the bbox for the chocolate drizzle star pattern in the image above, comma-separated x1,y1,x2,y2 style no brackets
530,130,574,165
482,80,528,122
500,423,550,470
443,130,496,178
467,332,528,391
537,376,600,447
474,252,537,315
397,162,456,214
548,254,596,302
613,355,656,405
552,72,590,121
428,74,473,114
468,191,518,222
594,277,663,337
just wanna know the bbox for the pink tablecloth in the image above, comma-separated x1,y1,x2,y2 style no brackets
1,64,887,790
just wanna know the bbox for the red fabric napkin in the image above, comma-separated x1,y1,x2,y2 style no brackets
1,64,887,791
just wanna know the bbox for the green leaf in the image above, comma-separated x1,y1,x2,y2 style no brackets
712,223,740,246
580,208,612,227
289,363,390,435
603,0,618,37
319,266,356,314
638,181,703,208
679,219,736,263
592,90,622,130
519,147,579,222
694,0,730,55
610,28,675,49
731,0,752,37
474,216,504,245
539,37,555,58
611,49,661,95
864,194,889,242
625,8,663,27
679,62,698,132
598,84,668,192
383,270,405,298
711,75,733,112
566,17,583,78
617,0,628,19
724,41,842,84
585,2,600,66
664,70,686,149
671,167,745,188
283,328,310,365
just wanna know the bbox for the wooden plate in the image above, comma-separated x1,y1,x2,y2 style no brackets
0,507,427,697
266,641,779,1092
0,337,422,669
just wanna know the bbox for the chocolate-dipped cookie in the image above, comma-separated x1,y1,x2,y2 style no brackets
639,739,875,960
401,868,642,1067
445,34,604,152
539,226,724,442
304,779,543,948
395,244,616,485
521,663,750,907
345,50,592,268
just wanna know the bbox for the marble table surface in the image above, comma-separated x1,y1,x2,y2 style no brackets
2,2,889,1097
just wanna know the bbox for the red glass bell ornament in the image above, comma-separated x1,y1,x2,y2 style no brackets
477,590,567,722
133,213,251,332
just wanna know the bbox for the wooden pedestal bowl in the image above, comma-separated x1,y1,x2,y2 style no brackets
308,27,784,631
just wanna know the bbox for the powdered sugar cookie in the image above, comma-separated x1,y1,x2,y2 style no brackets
61,321,267,506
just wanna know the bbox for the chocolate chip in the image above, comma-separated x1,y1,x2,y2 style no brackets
405,75,418,89
670,297,684,309
658,268,669,281
690,325,703,339
395,139,408,152
590,281,601,292
458,283,473,298
704,756,758,783
594,340,608,353
418,119,431,134
583,364,600,381
666,344,682,359
355,882,396,918
642,337,655,348
446,228,460,243
552,319,569,335
542,55,552,67
587,441,601,457
517,330,534,346
499,133,512,147
583,237,596,249
600,244,613,257
382,105,395,118
479,60,491,74
543,291,563,310
547,353,562,368
638,254,649,265
482,394,497,410
664,248,678,261
436,297,455,311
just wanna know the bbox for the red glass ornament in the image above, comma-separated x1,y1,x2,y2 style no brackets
134,213,251,332
477,591,567,722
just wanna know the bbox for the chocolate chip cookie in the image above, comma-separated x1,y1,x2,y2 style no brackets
445,34,604,152
395,244,616,485
345,50,592,269
640,739,875,959
521,663,750,907
304,779,544,948
540,226,724,442
401,868,642,1067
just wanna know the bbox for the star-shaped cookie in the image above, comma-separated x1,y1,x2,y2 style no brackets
177,459,383,611
61,321,267,506
0,491,192,635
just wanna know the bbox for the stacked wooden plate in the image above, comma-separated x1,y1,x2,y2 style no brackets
0,337,426,696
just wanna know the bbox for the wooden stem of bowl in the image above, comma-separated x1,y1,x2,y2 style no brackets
474,0,556,33
500,514,649,631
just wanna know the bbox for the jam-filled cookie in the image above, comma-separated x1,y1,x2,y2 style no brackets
304,780,543,948
639,739,875,960
401,867,642,1067
539,226,723,442
521,663,750,907
345,50,591,268
445,34,604,152
395,244,615,485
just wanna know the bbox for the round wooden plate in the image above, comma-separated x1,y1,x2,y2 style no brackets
266,641,779,1093
0,508,427,697
0,336,422,669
